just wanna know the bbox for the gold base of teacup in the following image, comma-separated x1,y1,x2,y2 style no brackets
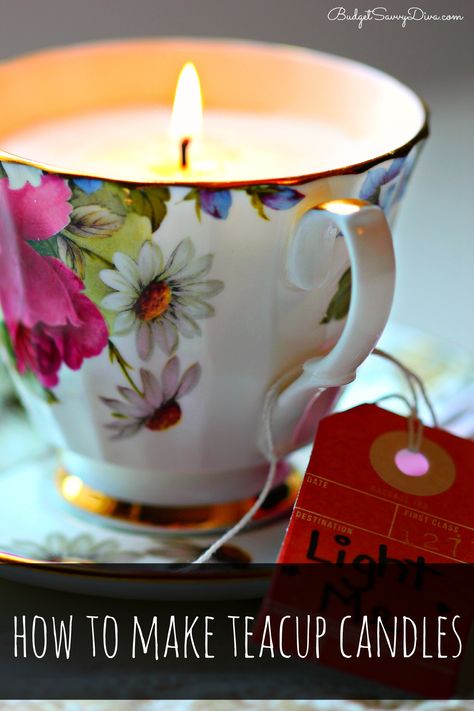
56,466,301,534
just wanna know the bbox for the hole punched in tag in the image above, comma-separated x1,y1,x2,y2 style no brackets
369,349,456,496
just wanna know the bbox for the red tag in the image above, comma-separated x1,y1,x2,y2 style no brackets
280,404,474,564
261,405,474,698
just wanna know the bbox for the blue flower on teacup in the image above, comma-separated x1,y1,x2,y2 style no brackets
200,188,232,219
245,185,305,220
257,185,305,210
183,184,305,221
359,156,406,211
10,532,144,563
101,356,201,439
73,177,104,194
183,187,232,219
1,162,42,190
388,146,421,208
100,238,224,359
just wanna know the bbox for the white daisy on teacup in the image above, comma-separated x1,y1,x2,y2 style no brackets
100,238,224,360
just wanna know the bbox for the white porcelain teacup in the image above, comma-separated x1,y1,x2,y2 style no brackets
0,39,428,525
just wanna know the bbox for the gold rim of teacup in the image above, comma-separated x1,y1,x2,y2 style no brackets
0,114,429,188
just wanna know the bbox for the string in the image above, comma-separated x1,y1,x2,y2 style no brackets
373,393,424,452
410,416,424,452
374,393,415,413
372,349,419,416
373,348,438,427
193,349,437,564
192,370,322,565
372,348,437,452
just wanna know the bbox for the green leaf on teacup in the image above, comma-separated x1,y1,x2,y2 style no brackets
68,205,125,238
57,235,86,279
0,321,15,364
108,340,142,396
183,188,202,220
27,235,59,259
44,388,59,404
0,163,7,179
246,189,270,221
20,371,59,404
321,267,352,324
71,181,127,215
129,186,170,232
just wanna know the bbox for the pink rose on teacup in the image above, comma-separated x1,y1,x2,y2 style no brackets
0,171,108,388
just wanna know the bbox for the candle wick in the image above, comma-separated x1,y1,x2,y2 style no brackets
180,137,191,169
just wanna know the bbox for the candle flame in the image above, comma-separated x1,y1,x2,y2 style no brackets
170,62,203,142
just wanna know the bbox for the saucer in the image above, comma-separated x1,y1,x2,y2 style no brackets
0,454,301,599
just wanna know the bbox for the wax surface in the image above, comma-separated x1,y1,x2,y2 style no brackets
1,106,372,182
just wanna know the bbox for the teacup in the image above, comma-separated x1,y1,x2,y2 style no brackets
0,39,428,527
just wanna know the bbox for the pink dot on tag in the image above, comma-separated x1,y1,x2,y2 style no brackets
394,448,430,477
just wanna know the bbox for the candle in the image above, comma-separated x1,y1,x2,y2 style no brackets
2,108,370,183
1,61,372,183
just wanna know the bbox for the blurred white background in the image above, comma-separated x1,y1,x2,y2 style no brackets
0,0,472,349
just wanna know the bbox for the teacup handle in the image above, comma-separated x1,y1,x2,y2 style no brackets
269,198,395,455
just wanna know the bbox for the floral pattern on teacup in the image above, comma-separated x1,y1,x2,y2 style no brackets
101,356,201,439
245,185,306,220
183,184,305,220
0,150,418,439
0,164,228,437
0,169,109,394
320,146,422,326
100,238,224,359
2,161,43,189
359,156,405,209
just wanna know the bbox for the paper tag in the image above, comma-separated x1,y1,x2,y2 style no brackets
261,405,474,698
280,404,474,563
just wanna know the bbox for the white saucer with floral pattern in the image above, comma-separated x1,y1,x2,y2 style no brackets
0,453,300,599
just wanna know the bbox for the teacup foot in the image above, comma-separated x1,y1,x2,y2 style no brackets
56,464,301,535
